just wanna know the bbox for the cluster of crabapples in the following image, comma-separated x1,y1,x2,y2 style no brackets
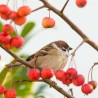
0,3,55,28
27,67,97,95
0,4,31,25
0,86,16,98
0,24,24,49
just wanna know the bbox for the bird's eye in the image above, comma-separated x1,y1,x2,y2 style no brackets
61,47,66,51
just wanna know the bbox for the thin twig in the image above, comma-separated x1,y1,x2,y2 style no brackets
16,79,43,84
5,63,22,68
61,0,70,13
71,40,85,56
31,5,45,13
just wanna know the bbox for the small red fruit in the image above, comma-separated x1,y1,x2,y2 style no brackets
62,76,72,85
72,74,85,86
0,33,10,44
9,11,19,20
0,4,10,15
18,6,31,16
88,80,97,90
0,14,9,20
3,35,11,44
4,89,16,98
3,43,11,49
41,68,54,79
2,24,14,35
55,69,65,81
0,85,6,94
76,0,87,8
66,68,78,80
10,36,24,48
42,17,55,28
27,69,40,81
81,83,93,95
14,16,26,26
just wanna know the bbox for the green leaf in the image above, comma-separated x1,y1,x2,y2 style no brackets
0,22,3,32
21,22,35,38
0,67,9,85
11,31,18,37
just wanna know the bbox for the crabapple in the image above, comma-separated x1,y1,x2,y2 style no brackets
10,36,24,48
4,89,16,98
0,4,10,15
9,11,19,20
0,33,10,44
76,0,87,8
14,16,26,26
2,24,14,35
81,83,93,95
72,74,85,86
41,68,54,79
27,69,40,81
55,69,65,81
88,80,97,90
0,85,6,94
66,68,78,80
42,17,55,28
18,6,31,16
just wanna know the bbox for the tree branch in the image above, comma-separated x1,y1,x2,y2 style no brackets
0,45,32,68
41,0,98,51
43,79,74,98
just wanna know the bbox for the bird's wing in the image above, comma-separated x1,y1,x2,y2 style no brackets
26,43,54,61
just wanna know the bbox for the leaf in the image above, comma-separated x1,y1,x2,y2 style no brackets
0,67,9,84
21,22,35,38
0,22,3,32
11,31,18,37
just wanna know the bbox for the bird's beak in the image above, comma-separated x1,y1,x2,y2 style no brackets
69,47,72,50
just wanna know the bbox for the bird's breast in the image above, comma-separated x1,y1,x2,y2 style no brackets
36,49,68,71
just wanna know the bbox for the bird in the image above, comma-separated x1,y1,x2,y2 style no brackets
26,40,72,71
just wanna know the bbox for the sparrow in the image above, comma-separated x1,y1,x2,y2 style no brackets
26,40,72,71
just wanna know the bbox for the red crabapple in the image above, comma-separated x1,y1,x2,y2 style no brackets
18,6,31,16
66,68,78,80
9,11,19,20
27,69,40,81
41,68,54,79
0,4,10,15
42,17,55,28
76,0,87,8
81,83,93,95
0,85,6,94
72,74,85,86
10,36,24,48
88,80,97,90
55,69,65,81
4,89,16,98
2,24,14,35
14,16,26,26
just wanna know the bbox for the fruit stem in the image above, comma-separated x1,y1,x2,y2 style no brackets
61,0,70,13
31,5,45,13
87,62,98,82
48,9,50,18
71,40,85,56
